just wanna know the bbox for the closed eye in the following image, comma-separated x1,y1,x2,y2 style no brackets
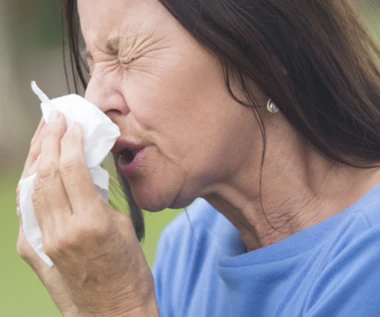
120,56,139,66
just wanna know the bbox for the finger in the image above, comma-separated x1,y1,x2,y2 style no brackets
60,123,102,212
18,118,45,214
21,118,46,179
19,118,46,208
33,112,71,231
16,218,49,273
31,118,47,144
17,149,40,221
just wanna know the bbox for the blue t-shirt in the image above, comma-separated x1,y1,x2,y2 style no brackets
153,185,380,316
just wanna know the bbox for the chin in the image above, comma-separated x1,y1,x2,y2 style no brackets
130,179,196,212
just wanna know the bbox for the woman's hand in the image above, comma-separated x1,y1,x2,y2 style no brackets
17,112,159,317
17,119,83,317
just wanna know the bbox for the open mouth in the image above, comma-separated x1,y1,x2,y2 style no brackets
111,139,147,175
118,148,141,165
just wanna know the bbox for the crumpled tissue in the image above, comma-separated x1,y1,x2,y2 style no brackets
17,81,120,267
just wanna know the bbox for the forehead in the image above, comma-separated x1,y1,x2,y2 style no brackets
78,0,160,46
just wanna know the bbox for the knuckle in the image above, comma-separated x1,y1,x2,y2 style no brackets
114,211,126,223
77,220,109,242
92,223,109,238
17,236,32,261
46,229,81,255
43,221,110,257
59,153,79,175
54,238,74,254
43,241,58,258
16,240,28,259
28,141,40,161
31,181,42,206
92,195,105,208
38,162,59,181
115,212,132,228
43,235,65,258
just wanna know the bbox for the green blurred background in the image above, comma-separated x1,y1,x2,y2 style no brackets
0,1,379,316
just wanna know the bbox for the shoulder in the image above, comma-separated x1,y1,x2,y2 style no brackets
304,191,380,316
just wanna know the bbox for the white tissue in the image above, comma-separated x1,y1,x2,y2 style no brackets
18,81,120,267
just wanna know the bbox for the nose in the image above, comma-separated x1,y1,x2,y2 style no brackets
84,69,129,120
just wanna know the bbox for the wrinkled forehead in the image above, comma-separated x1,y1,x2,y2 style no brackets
78,0,161,47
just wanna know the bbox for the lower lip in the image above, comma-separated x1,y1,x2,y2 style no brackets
117,147,147,177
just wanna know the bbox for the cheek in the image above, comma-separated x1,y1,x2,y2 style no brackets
121,51,239,178
124,78,190,136
124,98,242,210
126,81,231,167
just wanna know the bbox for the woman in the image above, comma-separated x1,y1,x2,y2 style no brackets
16,0,380,316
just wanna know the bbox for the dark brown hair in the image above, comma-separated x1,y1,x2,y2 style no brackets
61,0,380,241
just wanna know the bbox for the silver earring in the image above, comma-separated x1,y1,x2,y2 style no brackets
267,98,279,113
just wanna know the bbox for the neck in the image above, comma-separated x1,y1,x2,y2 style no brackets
203,115,380,251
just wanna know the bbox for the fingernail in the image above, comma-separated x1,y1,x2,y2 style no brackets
49,111,61,122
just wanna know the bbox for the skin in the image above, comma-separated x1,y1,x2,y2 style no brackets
17,116,158,316
17,0,380,315
80,0,380,247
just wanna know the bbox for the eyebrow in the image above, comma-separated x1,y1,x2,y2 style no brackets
84,37,120,60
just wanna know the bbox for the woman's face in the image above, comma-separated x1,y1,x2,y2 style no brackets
79,0,263,211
